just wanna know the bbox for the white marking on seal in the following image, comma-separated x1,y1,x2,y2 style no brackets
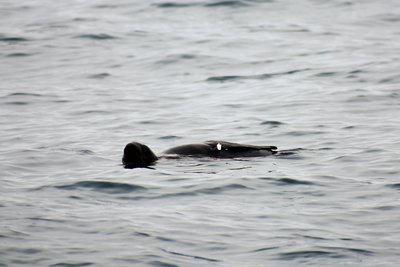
217,143,222,151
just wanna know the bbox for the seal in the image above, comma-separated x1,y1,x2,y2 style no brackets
122,142,158,168
122,140,278,168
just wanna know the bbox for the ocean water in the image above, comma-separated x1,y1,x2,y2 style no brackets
1,0,400,266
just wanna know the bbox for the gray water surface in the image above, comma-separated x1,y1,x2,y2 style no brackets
1,0,400,266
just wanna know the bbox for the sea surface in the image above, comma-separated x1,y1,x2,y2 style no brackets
1,0,400,266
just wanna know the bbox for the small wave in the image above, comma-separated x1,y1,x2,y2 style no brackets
54,99,70,103
155,2,195,8
139,120,157,125
3,92,43,97
74,34,117,40
277,246,373,260
155,54,196,65
250,246,279,252
121,183,253,200
378,75,400,84
342,247,373,255
206,75,243,82
275,149,304,159
155,0,249,8
206,68,309,82
346,94,370,103
77,149,94,155
158,135,182,140
6,53,32,57
373,205,397,211
1,92,62,105
386,183,400,190
260,120,285,127
7,248,41,254
28,217,66,223
276,178,316,185
88,73,110,79
4,101,30,105
261,177,316,186
159,183,252,198
375,13,400,23
347,91,400,103
134,231,151,237
277,250,341,260
54,181,147,194
295,234,330,241
149,261,178,267
50,262,93,267
161,249,220,262
342,125,355,130
77,110,110,115
314,72,338,77
94,4,121,9
205,0,249,7
348,69,365,75
197,183,252,194
387,92,400,99
285,130,325,136
0,36,29,42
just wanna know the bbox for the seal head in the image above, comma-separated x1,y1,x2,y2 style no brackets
122,142,158,168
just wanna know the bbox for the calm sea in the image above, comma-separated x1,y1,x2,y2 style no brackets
1,0,400,266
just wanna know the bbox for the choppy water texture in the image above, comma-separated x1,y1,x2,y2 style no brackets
1,0,400,266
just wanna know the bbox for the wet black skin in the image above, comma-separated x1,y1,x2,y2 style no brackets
122,142,158,169
122,140,278,168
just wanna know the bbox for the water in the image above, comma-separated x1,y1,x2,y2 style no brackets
1,0,400,266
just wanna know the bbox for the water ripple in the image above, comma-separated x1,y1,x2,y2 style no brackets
54,181,148,194
206,68,310,82
149,261,178,267
0,36,29,42
158,183,253,198
260,177,317,186
277,246,373,260
386,183,400,190
195,183,252,194
73,34,117,40
87,73,111,79
3,92,44,97
119,183,252,201
250,246,280,252
205,0,249,7
277,250,342,260
260,120,286,127
6,53,32,57
158,135,182,140
161,249,220,262
155,0,250,8
49,263,93,267
0,92,63,106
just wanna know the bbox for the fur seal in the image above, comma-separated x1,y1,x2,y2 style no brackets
122,140,278,168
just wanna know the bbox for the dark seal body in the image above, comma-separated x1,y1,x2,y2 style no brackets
163,140,277,158
122,140,277,168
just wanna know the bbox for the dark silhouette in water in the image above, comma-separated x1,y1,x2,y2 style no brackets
122,142,159,168
122,140,279,168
